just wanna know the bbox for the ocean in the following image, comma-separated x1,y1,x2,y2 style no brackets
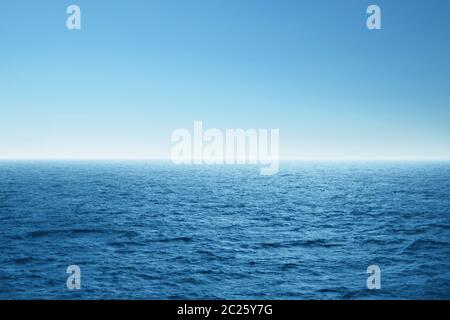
0,161,449,299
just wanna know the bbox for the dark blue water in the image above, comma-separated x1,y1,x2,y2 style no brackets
0,161,449,299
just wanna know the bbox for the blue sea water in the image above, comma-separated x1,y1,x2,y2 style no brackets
0,161,449,300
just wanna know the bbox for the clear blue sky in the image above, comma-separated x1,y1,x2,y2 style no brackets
1,0,449,159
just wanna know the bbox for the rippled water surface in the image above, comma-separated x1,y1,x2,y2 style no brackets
0,161,449,299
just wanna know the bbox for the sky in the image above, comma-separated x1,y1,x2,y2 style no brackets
1,0,449,160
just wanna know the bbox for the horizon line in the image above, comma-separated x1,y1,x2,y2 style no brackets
1,157,450,162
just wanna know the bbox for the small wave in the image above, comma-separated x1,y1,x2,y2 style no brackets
260,239,340,249
12,257,36,265
118,230,140,238
156,236,193,243
403,239,449,253
318,286,350,294
108,240,145,248
27,228,106,238
9,255,53,265
137,274,161,281
70,229,106,235
27,230,54,238
196,250,227,261
281,262,299,271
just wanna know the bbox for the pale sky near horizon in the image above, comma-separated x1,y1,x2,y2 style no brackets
1,0,450,159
